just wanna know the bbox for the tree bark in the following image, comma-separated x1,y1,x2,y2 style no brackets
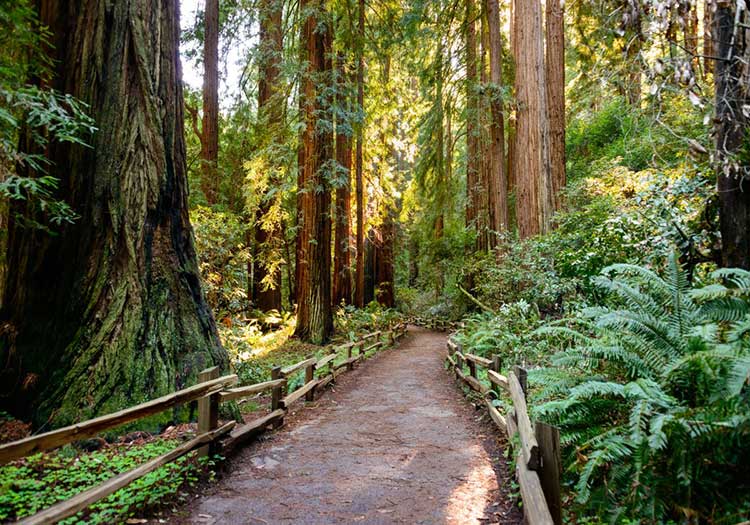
513,0,552,238
715,0,750,269
294,0,334,343
545,0,566,209
465,0,480,242
485,0,509,239
201,0,220,204
704,0,715,75
253,0,284,312
1,0,226,426
354,0,366,308
374,210,396,308
333,56,353,306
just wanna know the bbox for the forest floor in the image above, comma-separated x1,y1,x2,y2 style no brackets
166,327,523,525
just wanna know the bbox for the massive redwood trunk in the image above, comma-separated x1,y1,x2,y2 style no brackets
294,0,334,343
546,0,566,208
0,0,226,426
715,0,750,269
513,0,552,238
355,0,366,308
253,0,284,312
485,0,509,239
333,57,353,306
201,0,220,204
374,211,395,307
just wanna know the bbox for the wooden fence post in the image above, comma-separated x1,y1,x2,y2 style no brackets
305,363,316,401
491,354,502,397
535,422,562,525
197,367,220,457
467,359,477,380
347,345,354,370
271,366,284,428
513,365,528,397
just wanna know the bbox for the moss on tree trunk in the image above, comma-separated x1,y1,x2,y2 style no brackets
0,0,227,427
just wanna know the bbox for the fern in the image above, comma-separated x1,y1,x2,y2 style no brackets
533,253,750,521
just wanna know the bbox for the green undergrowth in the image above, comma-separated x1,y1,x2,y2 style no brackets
0,438,220,524
222,303,402,389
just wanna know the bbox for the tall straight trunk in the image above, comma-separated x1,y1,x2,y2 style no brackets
374,211,396,307
513,0,551,238
333,56,353,306
685,0,699,57
435,30,446,244
485,0,509,238
294,0,334,343
354,0,366,308
545,0,566,208
201,0,219,204
253,0,284,312
1,0,226,425
704,0,714,75
478,11,492,250
465,0,480,240
715,0,750,269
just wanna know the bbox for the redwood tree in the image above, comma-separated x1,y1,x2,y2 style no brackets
333,55,353,306
1,0,226,425
253,0,285,312
294,0,334,343
201,0,220,204
485,0,509,239
715,0,750,269
355,0,366,307
513,0,552,238
546,0,566,207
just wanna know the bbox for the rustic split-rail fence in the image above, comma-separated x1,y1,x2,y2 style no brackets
443,333,562,525
0,323,408,525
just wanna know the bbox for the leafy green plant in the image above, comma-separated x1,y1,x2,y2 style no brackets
0,440,218,524
534,255,750,522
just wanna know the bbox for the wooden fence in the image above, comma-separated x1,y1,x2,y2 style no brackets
405,316,463,332
446,338,562,525
1,323,408,525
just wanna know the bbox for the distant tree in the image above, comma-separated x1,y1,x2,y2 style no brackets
333,54,353,306
464,0,481,246
355,0,366,308
295,0,334,343
253,0,285,312
1,0,226,425
201,0,220,204
546,0,566,208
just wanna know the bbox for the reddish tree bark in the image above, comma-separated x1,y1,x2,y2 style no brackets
355,0,366,308
294,0,334,343
333,57,353,306
546,0,566,208
465,0,480,242
485,0,509,239
201,0,219,204
1,0,226,425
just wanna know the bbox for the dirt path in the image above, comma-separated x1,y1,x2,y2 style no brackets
172,327,522,525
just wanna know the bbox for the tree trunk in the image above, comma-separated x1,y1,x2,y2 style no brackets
253,0,284,312
704,0,714,75
1,0,226,426
374,211,396,307
333,56,353,306
294,0,334,343
201,0,219,204
545,0,566,209
513,0,551,238
354,0,366,308
465,0,480,242
485,0,509,238
715,0,750,269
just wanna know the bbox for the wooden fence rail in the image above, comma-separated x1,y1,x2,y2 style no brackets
4,322,409,525
445,336,561,525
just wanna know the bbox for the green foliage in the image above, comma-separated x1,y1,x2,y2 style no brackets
191,206,250,318
533,255,750,521
0,440,218,523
